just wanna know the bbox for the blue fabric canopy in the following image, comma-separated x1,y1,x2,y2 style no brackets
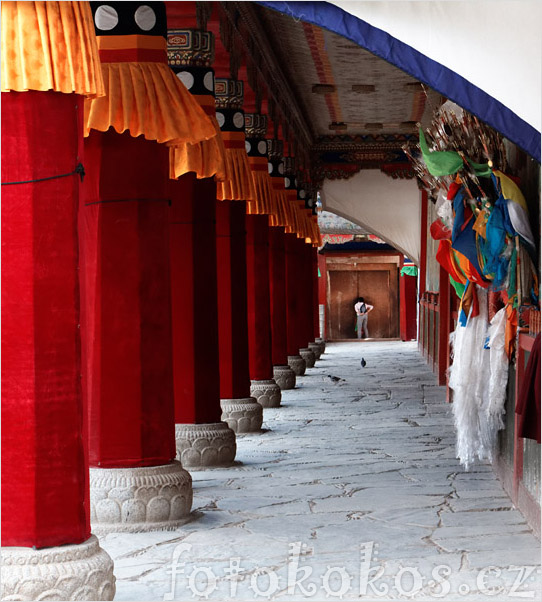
257,1,540,162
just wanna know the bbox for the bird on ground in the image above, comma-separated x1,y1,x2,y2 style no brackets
360,358,366,367
327,375,343,383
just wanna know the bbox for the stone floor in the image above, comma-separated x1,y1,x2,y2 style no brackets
101,341,541,601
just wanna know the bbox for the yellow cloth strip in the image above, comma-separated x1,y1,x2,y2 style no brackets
247,168,275,216
1,1,104,97
217,145,255,201
493,170,528,211
84,61,216,144
169,114,226,180
272,185,293,231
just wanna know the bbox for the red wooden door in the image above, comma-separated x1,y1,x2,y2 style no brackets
328,265,399,340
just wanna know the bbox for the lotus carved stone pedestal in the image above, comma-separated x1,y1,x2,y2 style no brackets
175,423,236,469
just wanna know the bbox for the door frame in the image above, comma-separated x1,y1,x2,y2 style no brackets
326,253,401,340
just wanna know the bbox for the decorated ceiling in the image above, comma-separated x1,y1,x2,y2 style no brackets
255,3,444,182
257,6,442,138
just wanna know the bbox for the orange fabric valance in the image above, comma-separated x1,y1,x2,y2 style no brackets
247,158,275,216
84,61,216,145
1,1,104,98
271,183,294,232
217,132,255,202
169,95,226,180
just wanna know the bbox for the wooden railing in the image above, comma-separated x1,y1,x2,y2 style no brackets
419,291,439,373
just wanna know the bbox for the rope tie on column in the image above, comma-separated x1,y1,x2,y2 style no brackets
2,163,85,186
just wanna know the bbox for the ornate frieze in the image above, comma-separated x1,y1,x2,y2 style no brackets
167,29,215,96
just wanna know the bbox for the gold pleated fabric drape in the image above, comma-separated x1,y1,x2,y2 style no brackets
270,182,292,231
85,61,216,144
1,1,104,97
247,157,275,216
217,132,255,202
169,95,226,180
85,35,216,146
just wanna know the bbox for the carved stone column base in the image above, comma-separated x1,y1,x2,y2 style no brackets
288,354,306,376
89,461,192,534
315,337,326,354
300,347,316,368
0,535,115,601
221,397,263,433
308,342,322,360
176,422,236,468
273,364,296,390
250,379,281,408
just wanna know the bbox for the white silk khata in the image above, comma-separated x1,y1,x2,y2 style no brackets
448,288,509,470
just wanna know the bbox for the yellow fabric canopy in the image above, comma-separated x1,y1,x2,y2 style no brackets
247,158,275,216
85,60,216,144
217,132,255,202
169,95,226,180
1,1,104,98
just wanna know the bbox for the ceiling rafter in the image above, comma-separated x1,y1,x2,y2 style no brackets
220,1,315,149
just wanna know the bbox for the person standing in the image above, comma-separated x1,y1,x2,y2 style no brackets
354,297,373,339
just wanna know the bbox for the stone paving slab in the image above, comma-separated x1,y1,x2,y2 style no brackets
100,341,541,601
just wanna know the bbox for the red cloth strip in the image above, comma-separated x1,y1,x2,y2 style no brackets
98,48,167,63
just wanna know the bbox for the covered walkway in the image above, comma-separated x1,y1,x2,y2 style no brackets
102,342,541,601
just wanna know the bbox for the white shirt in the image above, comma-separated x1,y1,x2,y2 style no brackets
355,302,373,315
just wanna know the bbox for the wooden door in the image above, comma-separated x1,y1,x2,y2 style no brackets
328,265,399,340
328,271,358,339
356,270,394,339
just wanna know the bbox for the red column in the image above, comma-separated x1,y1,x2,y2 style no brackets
246,214,280,406
216,201,251,400
285,233,306,375
418,189,428,351
81,131,175,468
169,174,236,466
2,91,89,549
170,176,221,424
269,225,297,389
296,239,317,368
80,131,192,532
269,227,288,366
312,247,320,341
400,271,419,341
438,267,451,385
304,241,316,348
216,200,263,431
318,253,327,338
419,190,428,298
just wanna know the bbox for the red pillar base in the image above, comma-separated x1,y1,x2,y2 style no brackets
273,364,296,390
249,379,281,408
1,536,115,601
308,342,322,360
288,355,307,377
220,398,263,433
300,347,316,369
175,423,237,469
89,461,192,534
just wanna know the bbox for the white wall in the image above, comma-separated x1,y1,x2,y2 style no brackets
320,170,421,263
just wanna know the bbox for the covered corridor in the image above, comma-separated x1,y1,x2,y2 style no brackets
102,342,541,601
2,2,541,600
